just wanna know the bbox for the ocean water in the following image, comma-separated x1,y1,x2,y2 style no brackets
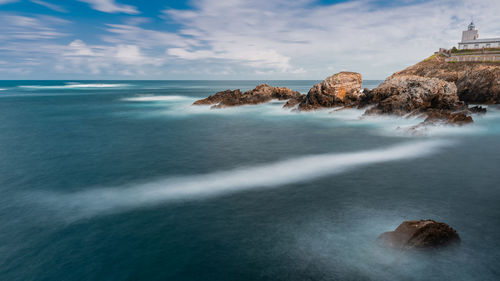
0,80,499,281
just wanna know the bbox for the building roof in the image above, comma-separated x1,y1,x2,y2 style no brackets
459,38,500,44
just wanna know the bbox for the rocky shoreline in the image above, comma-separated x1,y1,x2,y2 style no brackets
194,54,498,125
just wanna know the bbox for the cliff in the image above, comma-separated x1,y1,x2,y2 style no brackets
391,55,500,104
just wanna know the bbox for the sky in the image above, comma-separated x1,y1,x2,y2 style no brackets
0,0,499,80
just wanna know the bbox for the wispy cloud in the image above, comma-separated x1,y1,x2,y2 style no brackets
78,0,139,14
0,14,69,40
30,0,67,13
0,0,18,4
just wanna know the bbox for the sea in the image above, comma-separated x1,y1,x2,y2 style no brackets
0,80,499,281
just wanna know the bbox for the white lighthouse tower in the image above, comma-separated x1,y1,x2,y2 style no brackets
461,22,479,42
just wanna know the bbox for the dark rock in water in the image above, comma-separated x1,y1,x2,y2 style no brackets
366,75,462,116
448,112,474,124
424,109,474,125
377,220,460,250
468,105,487,114
358,88,374,108
193,84,302,108
298,72,363,110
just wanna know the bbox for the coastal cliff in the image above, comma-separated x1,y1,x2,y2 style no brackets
391,54,500,104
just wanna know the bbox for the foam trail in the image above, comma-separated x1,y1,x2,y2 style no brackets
19,83,129,89
123,95,191,102
42,140,450,218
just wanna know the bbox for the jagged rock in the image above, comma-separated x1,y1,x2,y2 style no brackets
468,105,487,114
456,67,500,104
283,95,306,108
392,55,500,104
365,75,463,116
193,84,302,108
377,220,460,250
193,89,243,106
298,72,363,110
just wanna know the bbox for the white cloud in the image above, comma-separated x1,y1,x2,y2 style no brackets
60,39,164,75
78,0,139,14
162,0,500,79
1,0,499,79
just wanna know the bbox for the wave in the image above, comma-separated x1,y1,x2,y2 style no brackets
0,88,5,91
123,95,192,102
19,83,130,89
39,140,450,218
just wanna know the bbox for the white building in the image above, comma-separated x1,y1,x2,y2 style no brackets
457,22,500,50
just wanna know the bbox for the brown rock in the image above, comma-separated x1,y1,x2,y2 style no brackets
366,75,462,116
192,89,243,106
456,67,500,104
193,84,302,108
298,72,363,110
377,220,460,250
424,109,473,125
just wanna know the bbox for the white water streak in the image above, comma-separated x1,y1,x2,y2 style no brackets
42,140,450,218
123,95,191,102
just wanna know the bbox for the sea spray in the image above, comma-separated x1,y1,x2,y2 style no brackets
38,140,451,219
123,95,193,102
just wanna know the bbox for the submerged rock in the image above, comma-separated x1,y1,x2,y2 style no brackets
193,84,302,108
424,109,473,125
377,220,460,250
298,72,363,110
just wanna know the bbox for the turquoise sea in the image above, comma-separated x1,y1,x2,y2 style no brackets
0,80,499,280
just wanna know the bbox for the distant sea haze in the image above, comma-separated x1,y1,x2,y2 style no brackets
0,80,499,281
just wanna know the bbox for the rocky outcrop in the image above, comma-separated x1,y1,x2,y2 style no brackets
377,220,460,250
392,55,500,104
193,84,302,108
298,72,363,110
365,75,464,116
193,64,487,125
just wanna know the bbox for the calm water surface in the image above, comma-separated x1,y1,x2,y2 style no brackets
0,80,499,280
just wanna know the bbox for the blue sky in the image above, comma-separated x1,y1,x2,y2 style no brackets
0,0,498,79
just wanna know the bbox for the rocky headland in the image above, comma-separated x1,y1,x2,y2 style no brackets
391,54,500,104
193,54,498,125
